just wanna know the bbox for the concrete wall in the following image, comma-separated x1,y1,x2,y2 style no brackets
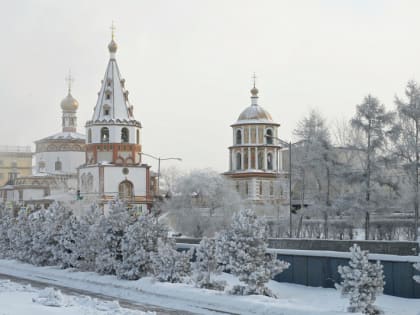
274,251,420,298
176,239,420,298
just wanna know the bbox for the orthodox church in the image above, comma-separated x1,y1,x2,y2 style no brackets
0,81,86,206
224,82,288,209
77,33,152,211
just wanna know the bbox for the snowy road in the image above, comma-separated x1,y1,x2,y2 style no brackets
0,273,205,315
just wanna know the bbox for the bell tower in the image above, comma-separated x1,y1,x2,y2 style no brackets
78,25,151,209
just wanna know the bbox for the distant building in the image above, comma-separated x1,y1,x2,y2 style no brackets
0,146,32,186
0,78,86,207
77,34,152,211
224,83,288,210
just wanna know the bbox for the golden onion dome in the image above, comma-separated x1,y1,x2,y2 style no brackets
60,92,79,111
108,39,118,53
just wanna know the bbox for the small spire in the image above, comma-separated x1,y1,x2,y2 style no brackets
250,72,259,98
110,21,116,40
108,21,118,55
65,70,74,94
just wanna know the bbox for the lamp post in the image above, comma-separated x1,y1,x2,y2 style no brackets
139,152,182,196
265,134,293,238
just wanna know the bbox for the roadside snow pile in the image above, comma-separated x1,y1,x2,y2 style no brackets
0,279,154,315
32,287,67,307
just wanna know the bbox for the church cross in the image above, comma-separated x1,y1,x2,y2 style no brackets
252,72,257,88
65,70,74,93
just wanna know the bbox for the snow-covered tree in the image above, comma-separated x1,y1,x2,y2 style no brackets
8,209,32,262
350,95,395,239
390,80,420,240
336,244,384,314
0,209,13,258
293,110,342,238
192,237,225,290
414,260,420,284
163,169,243,237
72,203,103,271
216,209,289,297
92,202,136,275
117,214,168,280
29,203,73,266
151,239,192,283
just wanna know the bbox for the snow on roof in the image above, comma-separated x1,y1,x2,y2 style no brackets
37,131,85,141
90,43,138,122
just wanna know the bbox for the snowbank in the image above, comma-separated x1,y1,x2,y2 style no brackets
0,259,418,315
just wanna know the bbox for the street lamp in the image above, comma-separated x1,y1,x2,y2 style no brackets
265,134,293,238
139,152,182,196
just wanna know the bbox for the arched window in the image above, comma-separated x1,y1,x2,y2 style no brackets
88,129,92,143
136,129,140,144
236,152,242,170
267,153,273,170
55,160,62,171
103,104,110,116
121,128,129,143
236,130,242,145
266,129,273,144
258,151,263,169
259,181,263,195
119,180,134,200
101,127,109,143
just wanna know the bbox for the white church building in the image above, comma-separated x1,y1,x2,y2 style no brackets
77,33,152,211
224,83,289,209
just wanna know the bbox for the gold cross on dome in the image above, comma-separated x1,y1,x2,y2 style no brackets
65,70,74,93
110,21,116,40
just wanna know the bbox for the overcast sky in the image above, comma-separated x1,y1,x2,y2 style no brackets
2,0,420,172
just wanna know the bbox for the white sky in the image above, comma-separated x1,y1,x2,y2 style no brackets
1,0,420,172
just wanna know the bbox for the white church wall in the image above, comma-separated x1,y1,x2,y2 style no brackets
78,167,100,195
23,189,45,201
103,166,147,196
35,151,84,174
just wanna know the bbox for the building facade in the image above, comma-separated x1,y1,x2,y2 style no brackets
78,35,152,210
0,146,33,186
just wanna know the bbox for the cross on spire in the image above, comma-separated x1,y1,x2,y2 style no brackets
110,21,116,40
65,70,74,93
252,72,257,88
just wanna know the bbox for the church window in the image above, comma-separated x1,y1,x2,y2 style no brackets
101,127,109,143
236,130,242,145
259,181,263,195
270,182,274,196
121,128,129,143
105,92,111,100
119,180,134,200
88,129,92,143
266,129,273,144
236,152,242,170
245,182,249,196
136,129,140,144
267,153,273,170
103,104,111,116
55,160,62,171
258,151,263,169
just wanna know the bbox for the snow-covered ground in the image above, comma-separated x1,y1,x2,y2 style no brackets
0,279,153,315
0,259,418,315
